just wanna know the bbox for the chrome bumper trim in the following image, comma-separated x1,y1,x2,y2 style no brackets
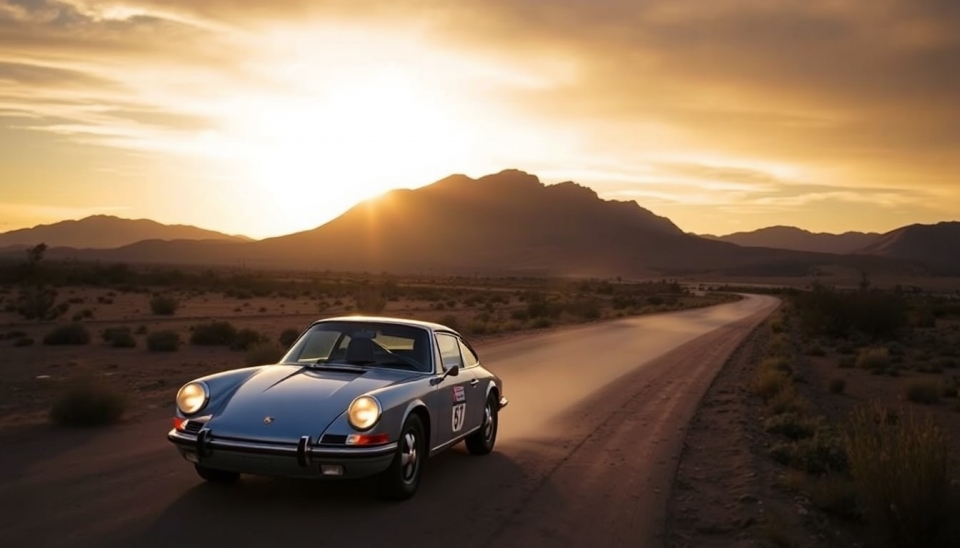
168,430,398,459
499,397,509,410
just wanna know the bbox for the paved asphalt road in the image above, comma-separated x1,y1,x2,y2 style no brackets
0,294,778,548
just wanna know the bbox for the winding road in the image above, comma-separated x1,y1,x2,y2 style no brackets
0,294,778,548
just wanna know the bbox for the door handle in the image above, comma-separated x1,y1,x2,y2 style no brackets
469,379,479,387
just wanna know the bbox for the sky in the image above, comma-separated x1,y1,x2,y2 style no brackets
1,0,958,239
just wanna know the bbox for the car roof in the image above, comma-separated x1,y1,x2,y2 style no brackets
312,315,461,335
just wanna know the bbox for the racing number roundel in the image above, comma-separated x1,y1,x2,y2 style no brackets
452,404,466,432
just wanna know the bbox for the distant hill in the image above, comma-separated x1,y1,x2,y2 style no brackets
857,222,960,274
0,215,251,249
8,170,923,278
703,226,880,254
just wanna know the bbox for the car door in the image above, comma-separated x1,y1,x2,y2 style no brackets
433,333,474,448
457,337,486,431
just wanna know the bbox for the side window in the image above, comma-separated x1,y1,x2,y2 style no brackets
436,333,463,369
458,339,479,368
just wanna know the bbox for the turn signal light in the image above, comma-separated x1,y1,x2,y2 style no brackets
173,417,188,431
346,433,389,446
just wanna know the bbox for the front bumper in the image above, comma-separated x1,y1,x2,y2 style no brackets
499,397,509,410
168,429,397,479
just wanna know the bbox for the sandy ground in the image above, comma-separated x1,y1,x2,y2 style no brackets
0,295,777,548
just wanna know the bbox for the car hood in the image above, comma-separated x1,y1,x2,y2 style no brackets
207,365,413,443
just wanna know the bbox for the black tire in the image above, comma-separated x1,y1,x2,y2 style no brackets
465,395,498,455
379,414,425,500
195,465,240,484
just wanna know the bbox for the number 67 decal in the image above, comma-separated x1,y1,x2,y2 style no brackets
451,403,466,432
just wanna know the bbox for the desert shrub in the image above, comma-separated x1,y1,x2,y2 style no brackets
768,385,809,415
771,429,848,474
135,325,148,335
101,327,136,348
838,355,856,368
857,347,891,374
279,328,300,347
830,378,847,394
230,328,267,351
753,369,791,401
905,380,941,405
190,321,237,346
762,356,794,375
792,287,907,339
14,337,34,347
532,318,552,329
844,402,951,546
147,330,180,352
50,378,126,427
245,342,284,366
149,294,179,315
770,319,785,333
43,323,91,345
764,412,819,440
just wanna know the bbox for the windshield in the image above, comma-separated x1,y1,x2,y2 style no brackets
282,321,433,373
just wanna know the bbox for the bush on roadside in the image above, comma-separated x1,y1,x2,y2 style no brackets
101,327,136,348
764,412,819,440
771,429,849,474
146,330,180,352
14,337,34,347
767,385,810,415
245,342,284,366
149,294,179,315
190,321,237,346
753,369,791,401
43,323,91,346
439,315,460,332
838,355,856,368
905,380,941,405
230,328,267,351
857,347,891,374
279,328,300,348
50,378,126,427
844,402,951,547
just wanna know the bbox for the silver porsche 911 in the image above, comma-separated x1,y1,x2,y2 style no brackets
167,316,508,499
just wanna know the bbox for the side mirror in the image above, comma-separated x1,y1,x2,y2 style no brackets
432,365,459,385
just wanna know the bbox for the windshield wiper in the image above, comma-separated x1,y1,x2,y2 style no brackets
307,360,367,373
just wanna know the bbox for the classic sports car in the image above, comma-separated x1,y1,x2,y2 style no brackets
167,316,508,499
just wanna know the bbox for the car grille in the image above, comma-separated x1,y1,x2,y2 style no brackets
320,434,347,445
183,420,205,434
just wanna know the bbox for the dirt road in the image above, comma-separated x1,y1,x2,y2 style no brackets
0,295,778,548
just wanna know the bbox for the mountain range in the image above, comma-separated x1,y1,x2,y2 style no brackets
701,226,881,254
1,170,957,276
0,215,249,249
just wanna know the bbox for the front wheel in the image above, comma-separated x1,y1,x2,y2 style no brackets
195,465,240,484
465,395,498,455
379,414,425,500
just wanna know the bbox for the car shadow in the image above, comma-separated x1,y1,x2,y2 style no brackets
101,446,548,548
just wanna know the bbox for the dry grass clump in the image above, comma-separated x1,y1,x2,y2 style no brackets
904,380,941,405
43,323,91,345
843,402,952,547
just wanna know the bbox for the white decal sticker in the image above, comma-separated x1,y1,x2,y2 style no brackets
452,403,466,432
453,386,466,403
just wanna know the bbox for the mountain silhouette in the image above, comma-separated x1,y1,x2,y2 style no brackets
7,170,930,277
703,226,880,254
0,215,250,250
856,222,960,274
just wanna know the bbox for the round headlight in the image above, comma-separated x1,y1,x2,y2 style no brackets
348,396,381,431
176,382,209,415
